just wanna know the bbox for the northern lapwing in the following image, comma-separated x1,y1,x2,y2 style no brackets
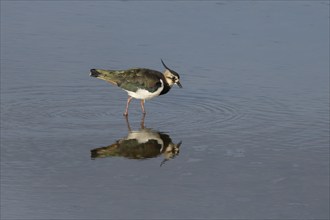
90,60,182,116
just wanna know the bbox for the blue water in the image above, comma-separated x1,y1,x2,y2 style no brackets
1,1,329,219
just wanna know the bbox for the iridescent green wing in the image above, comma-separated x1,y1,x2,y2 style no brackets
116,68,164,93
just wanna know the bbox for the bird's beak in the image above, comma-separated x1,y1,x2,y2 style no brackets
176,81,182,88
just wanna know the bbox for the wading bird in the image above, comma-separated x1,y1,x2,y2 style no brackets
90,60,182,116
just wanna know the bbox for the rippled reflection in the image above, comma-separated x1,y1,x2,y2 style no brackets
91,115,182,166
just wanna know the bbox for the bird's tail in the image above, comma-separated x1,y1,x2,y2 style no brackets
90,69,118,85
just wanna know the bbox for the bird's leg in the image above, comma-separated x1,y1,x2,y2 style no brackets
123,96,133,116
140,113,146,129
140,99,146,115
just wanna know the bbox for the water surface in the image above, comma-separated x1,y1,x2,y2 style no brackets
1,1,329,219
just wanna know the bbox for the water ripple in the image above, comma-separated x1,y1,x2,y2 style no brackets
2,85,245,135
2,85,122,132
149,91,245,134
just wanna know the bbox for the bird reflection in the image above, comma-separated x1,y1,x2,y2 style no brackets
91,115,182,166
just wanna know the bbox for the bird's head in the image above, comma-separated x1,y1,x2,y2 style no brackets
161,59,182,88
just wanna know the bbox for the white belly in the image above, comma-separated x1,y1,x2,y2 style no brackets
125,79,163,100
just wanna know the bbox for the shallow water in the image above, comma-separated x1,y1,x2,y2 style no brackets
1,1,329,219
